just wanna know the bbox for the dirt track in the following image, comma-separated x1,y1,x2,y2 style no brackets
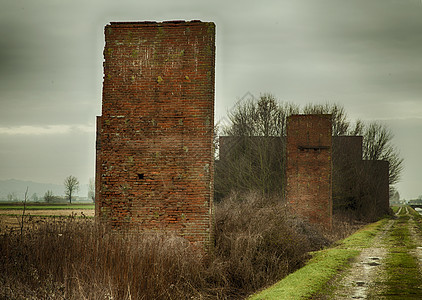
328,207,422,299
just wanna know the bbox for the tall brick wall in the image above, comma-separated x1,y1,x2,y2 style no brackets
332,136,390,220
286,115,332,229
218,128,390,223
332,136,363,212
332,136,363,164
361,160,390,218
96,21,215,250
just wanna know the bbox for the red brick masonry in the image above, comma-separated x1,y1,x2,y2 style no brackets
286,115,333,229
96,21,215,251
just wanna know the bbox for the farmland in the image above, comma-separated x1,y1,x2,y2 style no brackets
0,202,94,233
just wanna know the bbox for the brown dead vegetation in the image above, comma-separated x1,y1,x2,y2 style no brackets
0,192,361,299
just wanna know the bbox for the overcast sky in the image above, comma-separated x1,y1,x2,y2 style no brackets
0,0,421,199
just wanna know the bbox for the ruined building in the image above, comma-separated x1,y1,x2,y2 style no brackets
218,115,390,227
96,21,215,250
285,115,333,229
332,137,390,220
95,20,388,238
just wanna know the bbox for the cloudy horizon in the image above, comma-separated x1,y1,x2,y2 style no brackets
1,0,421,199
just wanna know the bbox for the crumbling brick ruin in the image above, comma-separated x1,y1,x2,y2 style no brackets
332,136,364,212
361,160,390,218
96,21,215,251
286,115,333,229
218,115,391,226
333,137,390,219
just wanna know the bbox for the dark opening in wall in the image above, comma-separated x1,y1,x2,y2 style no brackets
137,173,145,180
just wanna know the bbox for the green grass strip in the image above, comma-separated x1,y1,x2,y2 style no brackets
372,210,422,299
249,248,359,300
339,218,389,249
249,218,389,300
391,206,400,213
2,214,94,219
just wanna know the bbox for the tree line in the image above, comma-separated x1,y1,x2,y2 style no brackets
3,176,95,204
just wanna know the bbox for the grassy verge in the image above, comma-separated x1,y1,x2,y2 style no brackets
249,218,389,300
371,208,422,299
407,206,422,233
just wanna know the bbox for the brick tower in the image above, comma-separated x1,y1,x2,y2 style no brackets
96,21,215,250
286,114,333,229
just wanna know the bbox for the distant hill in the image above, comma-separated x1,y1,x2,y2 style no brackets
0,179,88,201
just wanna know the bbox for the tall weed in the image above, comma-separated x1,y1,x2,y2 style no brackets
0,192,357,299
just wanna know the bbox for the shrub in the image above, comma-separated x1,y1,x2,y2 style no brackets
212,191,330,296
0,192,353,299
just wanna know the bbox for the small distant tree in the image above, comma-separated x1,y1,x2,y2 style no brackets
44,190,54,203
390,190,400,202
31,193,39,202
64,175,79,204
88,178,95,203
7,193,14,202
7,192,18,202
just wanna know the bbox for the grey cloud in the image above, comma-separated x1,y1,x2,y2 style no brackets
0,0,421,197
0,129,95,185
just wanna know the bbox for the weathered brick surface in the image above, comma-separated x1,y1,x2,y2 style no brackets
286,115,332,229
96,21,215,251
361,160,390,217
332,136,363,164
218,125,390,223
332,136,363,212
333,136,390,219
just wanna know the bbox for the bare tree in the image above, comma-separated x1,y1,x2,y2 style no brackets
223,93,299,137
17,187,29,237
216,136,285,200
302,102,351,136
218,93,404,208
31,193,38,202
44,190,54,203
216,94,298,200
64,175,79,204
361,122,404,185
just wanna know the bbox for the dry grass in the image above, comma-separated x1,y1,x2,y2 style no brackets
0,192,360,299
